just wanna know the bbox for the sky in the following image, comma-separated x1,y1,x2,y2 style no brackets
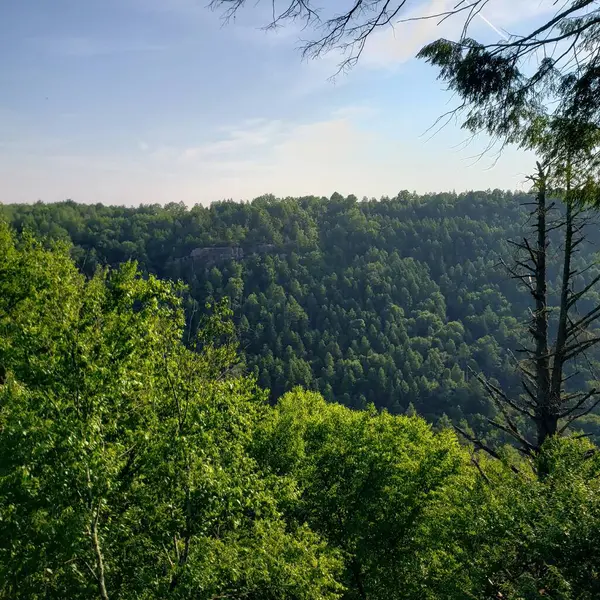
0,0,560,205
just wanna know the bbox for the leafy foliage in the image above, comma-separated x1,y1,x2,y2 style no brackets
1,221,600,599
0,221,341,600
253,389,473,599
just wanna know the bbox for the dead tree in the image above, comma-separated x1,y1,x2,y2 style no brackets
458,157,600,464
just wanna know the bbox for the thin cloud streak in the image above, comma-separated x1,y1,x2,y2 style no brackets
2,106,531,206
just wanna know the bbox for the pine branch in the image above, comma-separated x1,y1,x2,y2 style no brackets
567,273,600,308
564,336,600,362
568,305,600,336
559,395,600,433
474,371,535,419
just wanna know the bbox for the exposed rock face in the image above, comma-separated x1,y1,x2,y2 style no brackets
189,246,244,266
186,243,278,267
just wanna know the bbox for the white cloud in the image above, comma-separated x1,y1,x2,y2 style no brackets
331,105,378,120
233,21,308,46
180,119,286,160
360,0,454,69
129,0,217,22
1,106,533,206
485,0,562,32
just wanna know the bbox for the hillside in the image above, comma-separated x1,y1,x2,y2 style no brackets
3,190,600,439
3,190,600,598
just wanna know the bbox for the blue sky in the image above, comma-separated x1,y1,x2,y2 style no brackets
0,0,558,205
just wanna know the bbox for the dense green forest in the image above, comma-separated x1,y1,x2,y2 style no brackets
2,219,600,599
3,191,600,441
3,2,600,596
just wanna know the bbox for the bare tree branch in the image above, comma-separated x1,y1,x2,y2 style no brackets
455,425,520,474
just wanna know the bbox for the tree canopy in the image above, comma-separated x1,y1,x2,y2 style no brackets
4,190,600,444
0,221,341,599
2,219,600,598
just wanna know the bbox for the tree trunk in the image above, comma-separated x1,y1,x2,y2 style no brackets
351,559,368,600
533,164,552,449
544,162,573,449
91,504,110,600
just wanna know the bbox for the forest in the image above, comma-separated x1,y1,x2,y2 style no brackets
2,217,600,599
3,191,600,444
3,1,600,597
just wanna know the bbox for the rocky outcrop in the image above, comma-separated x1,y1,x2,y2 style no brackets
185,243,279,267
189,246,244,266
